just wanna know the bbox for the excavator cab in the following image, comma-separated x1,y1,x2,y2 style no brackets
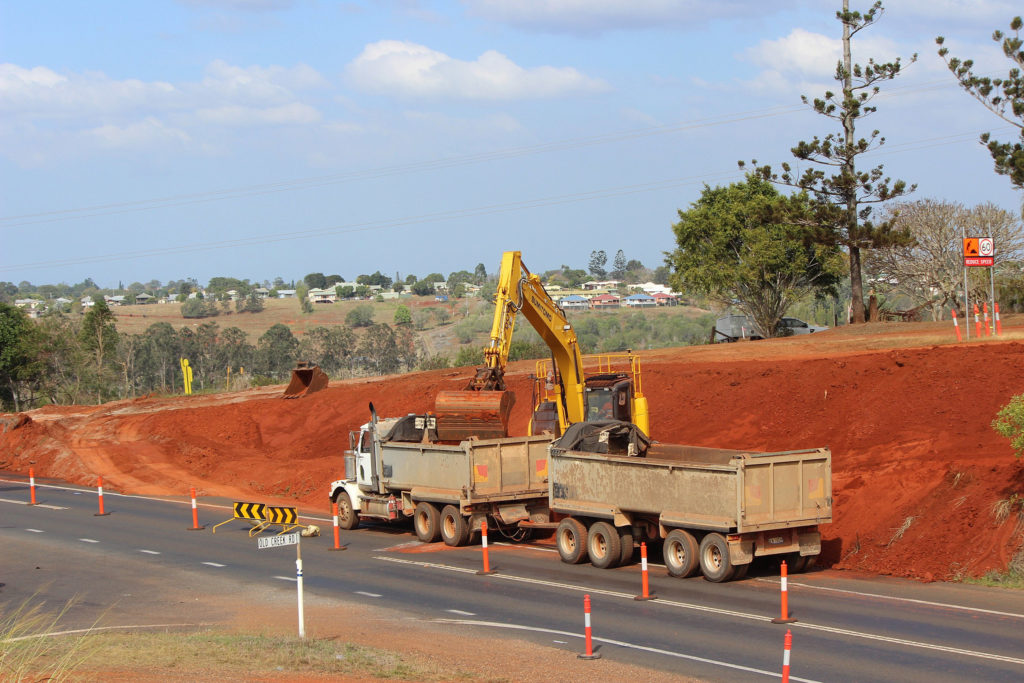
583,374,634,422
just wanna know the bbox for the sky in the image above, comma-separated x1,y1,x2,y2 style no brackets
1,0,1022,290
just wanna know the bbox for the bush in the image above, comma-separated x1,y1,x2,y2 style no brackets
993,394,1024,457
181,298,218,319
418,354,451,370
346,305,375,327
454,346,484,367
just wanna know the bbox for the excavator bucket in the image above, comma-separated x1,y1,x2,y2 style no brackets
434,390,515,441
282,361,329,399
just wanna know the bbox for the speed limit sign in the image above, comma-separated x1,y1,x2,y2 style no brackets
979,237,994,257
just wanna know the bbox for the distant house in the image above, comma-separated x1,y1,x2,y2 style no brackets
652,292,679,306
308,288,337,304
432,281,448,293
104,295,127,306
559,294,590,311
277,289,297,299
623,293,657,308
590,293,620,309
639,282,674,296
584,280,621,291
254,287,269,299
81,296,95,308
134,293,154,304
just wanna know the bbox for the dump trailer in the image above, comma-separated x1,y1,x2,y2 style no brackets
328,405,553,546
548,422,832,582
282,361,329,398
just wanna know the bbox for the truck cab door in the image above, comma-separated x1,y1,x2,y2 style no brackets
356,427,379,493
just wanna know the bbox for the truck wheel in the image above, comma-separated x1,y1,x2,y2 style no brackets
440,505,470,547
663,529,699,578
788,553,815,573
335,492,360,531
618,527,635,566
414,502,441,543
587,521,622,569
699,532,736,583
556,518,589,564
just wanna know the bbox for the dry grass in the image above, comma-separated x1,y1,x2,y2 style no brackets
991,494,1023,524
0,596,98,682
887,516,915,547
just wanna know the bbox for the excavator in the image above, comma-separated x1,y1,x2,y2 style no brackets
434,251,649,441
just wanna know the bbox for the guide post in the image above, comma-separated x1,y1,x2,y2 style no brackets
258,531,304,638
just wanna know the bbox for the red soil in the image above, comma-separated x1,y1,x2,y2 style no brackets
3,319,1024,581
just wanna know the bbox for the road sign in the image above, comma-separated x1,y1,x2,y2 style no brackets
258,532,300,549
964,237,994,266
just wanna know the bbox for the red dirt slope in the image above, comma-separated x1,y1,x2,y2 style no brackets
3,319,1024,581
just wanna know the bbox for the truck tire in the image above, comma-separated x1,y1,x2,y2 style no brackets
335,492,360,531
788,553,816,573
440,505,470,547
556,518,589,564
414,502,441,543
663,529,699,578
618,527,635,566
587,521,622,569
699,532,736,583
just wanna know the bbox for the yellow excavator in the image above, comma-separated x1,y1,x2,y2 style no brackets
434,251,649,441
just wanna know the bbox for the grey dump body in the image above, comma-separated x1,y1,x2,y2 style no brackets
548,442,832,533
372,433,552,506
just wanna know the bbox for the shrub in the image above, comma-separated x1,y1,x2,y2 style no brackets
993,394,1024,457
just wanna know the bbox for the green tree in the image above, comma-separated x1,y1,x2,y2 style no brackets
79,298,119,402
255,324,299,380
235,290,264,314
667,175,842,338
937,17,1024,190
411,279,435,296
336,285,355,299
356,323,401,375
611,250,628,279
742,1,915,323
394,304,412,325
589,250,608,279
298,326,355,376
473,262,488,283
304,273,327,290
0,303,45,410
346,305,375,328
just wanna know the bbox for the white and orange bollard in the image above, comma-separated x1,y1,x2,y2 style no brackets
95,476,110,516
188,487,204,530
781,629,793,683
983,303,991,337
951,309,962,342
974,304,982,338
577,594,601,660
29,467,38,505
477,519,494,575
329,501,346,551
634,541,656,601
771,559,797,624
996,302,1003,336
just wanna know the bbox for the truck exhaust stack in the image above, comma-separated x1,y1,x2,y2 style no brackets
282,361,329,399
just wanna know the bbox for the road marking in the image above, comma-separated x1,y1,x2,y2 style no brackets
6,622,215,643
494,542,557,553
0,497,67,510
434,618,820,683
275,576,297,582
761,578,1024,620
138,549,161,555
79,538,99,543
374,540,422,551
377,555,1024,666
446,609,475,616
355,591,382,598
202,562,225,568
25,528,44,533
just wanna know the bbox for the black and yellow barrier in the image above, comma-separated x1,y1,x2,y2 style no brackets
212,501,304,536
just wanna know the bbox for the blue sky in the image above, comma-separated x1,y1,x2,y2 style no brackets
1,0,1021,289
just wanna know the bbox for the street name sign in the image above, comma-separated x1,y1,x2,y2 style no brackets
258,532,300,549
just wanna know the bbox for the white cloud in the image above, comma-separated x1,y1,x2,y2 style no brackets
463,0,780,34
742,29,904,80
197,102,322,125
88,117,192,148
177,0,297,11
345,40,608,100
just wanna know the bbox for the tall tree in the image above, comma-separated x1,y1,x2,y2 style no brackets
611,250,628,279
937,17,1024,190
0,303,45,411
588,250,608,279
742,1,915,323
79,298,119,401
255,324,299,379
667,175,843,338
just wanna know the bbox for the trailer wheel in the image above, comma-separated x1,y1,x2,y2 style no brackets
787,553,815,573
335,492,360,531
440,505,470,547
556,518,589,564
699,533,736,582
587,521,622,569
663,529,699,578
618,527,635,566
413,502,441,543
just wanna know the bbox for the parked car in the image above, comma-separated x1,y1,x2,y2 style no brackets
714,314,828,342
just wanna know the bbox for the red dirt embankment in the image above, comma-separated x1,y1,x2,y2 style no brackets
3,320,1024,581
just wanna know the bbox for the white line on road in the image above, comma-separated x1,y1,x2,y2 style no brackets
275,576,297,582
355,591,382,598
6,622,215,643
434,618,821,683
25,529,44,533
138,549,161,555
377,555,1024,667
78,538,99,543
0,497,68,510
759,578,1024,621
446,609,475,616
202,562,225,568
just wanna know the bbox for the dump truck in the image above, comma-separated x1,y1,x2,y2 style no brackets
548,422,832,582
328,405,553,545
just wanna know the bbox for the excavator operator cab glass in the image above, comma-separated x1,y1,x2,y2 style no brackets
585,381,633,422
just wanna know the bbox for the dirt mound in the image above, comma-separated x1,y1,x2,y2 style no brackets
3,319,1024,581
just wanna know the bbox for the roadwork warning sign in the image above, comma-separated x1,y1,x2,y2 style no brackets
964,237,994,266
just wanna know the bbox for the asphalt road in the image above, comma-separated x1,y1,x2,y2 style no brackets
3,474,1024,682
